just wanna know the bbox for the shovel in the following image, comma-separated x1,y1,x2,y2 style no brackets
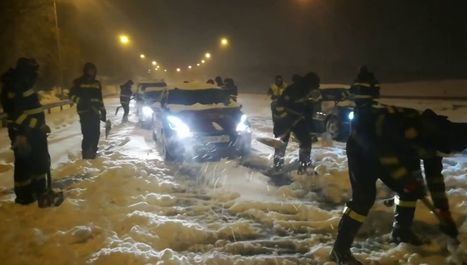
38,170,64,208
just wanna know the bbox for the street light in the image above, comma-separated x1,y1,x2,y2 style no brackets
220,37,229,47
201,60,206,64
197,63,200,67
119,34,130,45
140,54,146,59
188,65,192,69
152,60,157,65
176,68,181,72
205,52,211,59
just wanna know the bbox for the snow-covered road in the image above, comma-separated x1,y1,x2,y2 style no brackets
0,94,466,265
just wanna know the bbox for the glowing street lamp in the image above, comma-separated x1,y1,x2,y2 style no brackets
201,60,205,64
205,52,211,59
188,65,192,69
196,63,200,67
152,61,157,66
119,34,130,45
140,54,146,59
176,68,181,72
164,69,167,72
220,37,229,47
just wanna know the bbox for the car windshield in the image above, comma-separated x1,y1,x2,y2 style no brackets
320,88,348,101
166,88,230,105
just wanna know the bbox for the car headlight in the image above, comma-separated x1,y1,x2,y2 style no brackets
142,106,154,119
167,115,193,138
236,114,251,133
348,111,354,120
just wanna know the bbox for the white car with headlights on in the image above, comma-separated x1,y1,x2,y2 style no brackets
135,80,167,128
152,83,251,162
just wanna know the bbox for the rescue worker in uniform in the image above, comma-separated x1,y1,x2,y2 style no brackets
119,80,133,123
268,75,287,148
69,63,106,159
215,76,224,87
349,65,380,99
223,78,238,101
273,72,321,174
0,58,50,205
330,83,463,264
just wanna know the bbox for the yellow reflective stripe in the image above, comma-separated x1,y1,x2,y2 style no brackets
404,127,418,139
353,82,371,87
15,179,32,188
391,167,408,179
24,107,44,115
29,118,38,128
343,206,366,223
276,112,288,118
80,84,100,89
15,114,28,125
387,106,397,114
380,156,400,165
22,89,35,97
394,196,417,208
32,174,46,181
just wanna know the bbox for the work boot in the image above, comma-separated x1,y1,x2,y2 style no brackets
330,214,364,265
330,248,362,265
297,161,314,175
391,205,423,245
15,195,36,205
273,157,284,171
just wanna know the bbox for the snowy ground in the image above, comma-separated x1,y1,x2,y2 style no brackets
0,94,466,265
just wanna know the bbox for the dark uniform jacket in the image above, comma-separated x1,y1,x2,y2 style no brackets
272,82,320,137
350,72,380,99
351,102,458,210
69,76,105,116
1,69,46,136
120,83,133,104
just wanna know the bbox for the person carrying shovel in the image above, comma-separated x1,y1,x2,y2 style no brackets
330,85,465,264
0,58,62,206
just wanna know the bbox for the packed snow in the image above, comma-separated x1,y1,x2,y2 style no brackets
0,92,466,265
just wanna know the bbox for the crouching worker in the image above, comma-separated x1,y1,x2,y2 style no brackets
1,58,51,205
330,89,465,264
70,63,106,159
273,72,321,175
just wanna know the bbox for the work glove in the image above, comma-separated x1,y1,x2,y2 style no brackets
100,109,107,122
403,178,427,199
13,135,31,157
437,209,459,238
41,124,51,136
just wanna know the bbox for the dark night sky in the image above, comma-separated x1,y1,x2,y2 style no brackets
61,0,467,86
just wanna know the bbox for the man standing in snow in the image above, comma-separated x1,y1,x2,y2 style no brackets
0,58,51,205
330,87,463,264
69,63,106,159
272,72,321,174
119,80,133,123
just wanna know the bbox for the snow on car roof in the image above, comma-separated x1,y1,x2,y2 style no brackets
319,83,350,89
166,101,241,112
166,82,221,91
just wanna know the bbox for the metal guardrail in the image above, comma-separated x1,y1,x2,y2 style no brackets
0,100,73,128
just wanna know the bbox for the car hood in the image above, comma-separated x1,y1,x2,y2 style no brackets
170,108,242,134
